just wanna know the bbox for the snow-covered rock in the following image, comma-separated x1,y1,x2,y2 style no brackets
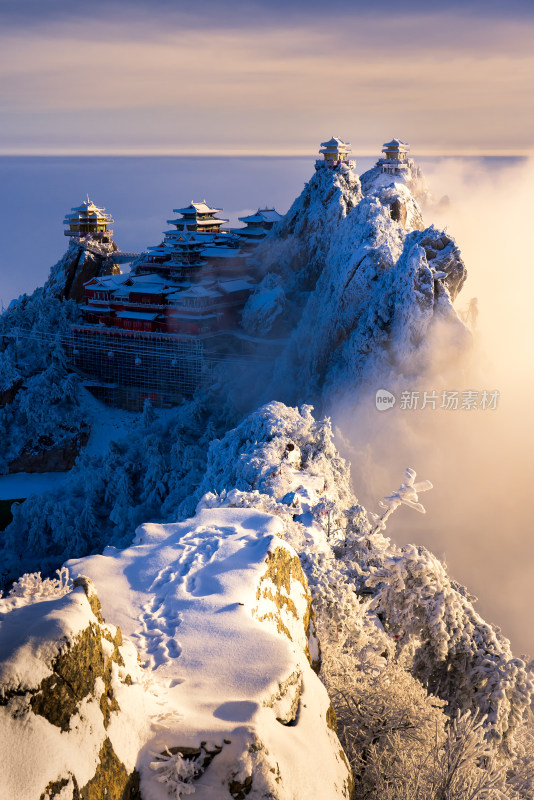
63,509,351,799
44,238,120,302
0,573,147,799
360,157,431,208
241,274,287,338
253,163,362,293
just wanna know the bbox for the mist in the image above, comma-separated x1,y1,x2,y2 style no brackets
333,157,534,657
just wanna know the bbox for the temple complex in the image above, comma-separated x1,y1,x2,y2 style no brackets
63,198,114,242
68,198,262,408
132,199,247,282
315,137,356,171
378,138,411,175
66,135,392,407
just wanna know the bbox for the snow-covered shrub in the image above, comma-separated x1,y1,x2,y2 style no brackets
507,714,534,798
0,290,85,467
8,566,71,600
347,702,508,800
197,401,354,510
368,467,433,533
149,748,198,798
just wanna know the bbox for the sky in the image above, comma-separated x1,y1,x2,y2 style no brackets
1,0,533,155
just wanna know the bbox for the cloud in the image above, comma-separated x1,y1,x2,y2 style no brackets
333,157,534,656
2,0,534,32
1,5,533,154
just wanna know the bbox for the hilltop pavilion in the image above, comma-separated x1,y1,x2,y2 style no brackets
378,139,411,175
315,137,356,171
63,198,114,241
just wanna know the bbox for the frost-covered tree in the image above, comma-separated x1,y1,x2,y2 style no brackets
365,544,534,749
142,397,157,429
142,435,168,508
0,397,219,583
109,467,136,539
0,290,86,467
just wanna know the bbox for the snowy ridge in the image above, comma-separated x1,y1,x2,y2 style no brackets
1,401,534,797
66,507,350,799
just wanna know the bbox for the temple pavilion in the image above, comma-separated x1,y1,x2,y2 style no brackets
233,208,283,246
157,233,209,281
131,196,251,282
63,197,114,241
378,139,411,175
166,201,228,235
315,137,356,171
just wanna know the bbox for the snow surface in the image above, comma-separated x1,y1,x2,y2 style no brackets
0,586,92,694
0,471,69,500
66,504,349,799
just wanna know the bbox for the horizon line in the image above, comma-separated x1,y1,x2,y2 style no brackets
0,148,532,158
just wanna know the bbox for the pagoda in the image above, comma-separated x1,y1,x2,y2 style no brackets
165,201,228,236
135,234,208,281
63,197,114,241
233,208,283,246
165,233,210,280
315,137,356,171
378,139,411,175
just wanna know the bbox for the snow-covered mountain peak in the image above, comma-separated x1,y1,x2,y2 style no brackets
253,163,362,293
360,157,430,208
247,157,468,407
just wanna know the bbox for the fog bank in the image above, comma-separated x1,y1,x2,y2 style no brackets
334,157,534,656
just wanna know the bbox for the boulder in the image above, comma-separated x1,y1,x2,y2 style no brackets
0,578,144,800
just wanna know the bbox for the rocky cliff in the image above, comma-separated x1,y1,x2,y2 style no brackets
241,159,468,408
44,238,120,303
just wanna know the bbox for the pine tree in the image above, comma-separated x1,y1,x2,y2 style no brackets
109,467,135,536
142,398,157,429
142,436,167,510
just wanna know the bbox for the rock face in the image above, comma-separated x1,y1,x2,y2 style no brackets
44,239,120,303
8,426,90,473
253,163,362,294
